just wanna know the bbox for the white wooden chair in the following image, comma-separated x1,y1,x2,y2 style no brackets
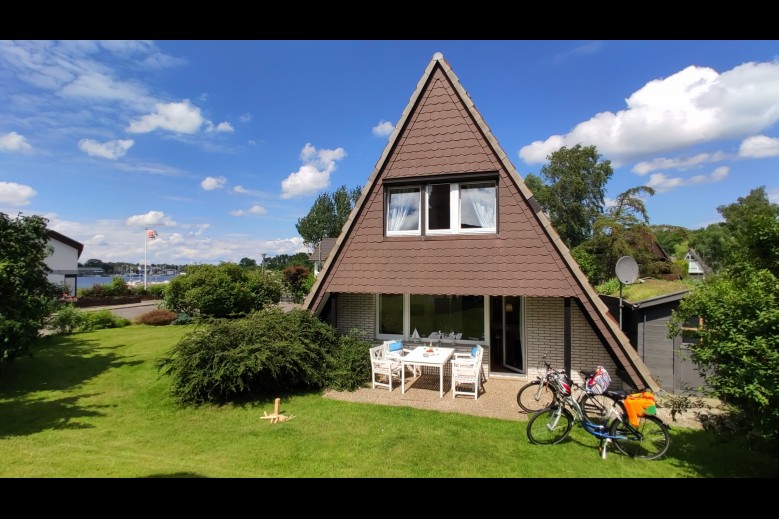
383,340,420,377
371,344,402,391
451,345,484,399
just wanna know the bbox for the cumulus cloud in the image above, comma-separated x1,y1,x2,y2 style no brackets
78,138,134,159
127,100,204,134
739,135,779,158
519,61,779,165
259,237,307,255
0,131,32,152
646,166,729,193
205,121,234,133
201,176,227,191
125,210,176,227
0,182,36,206
372,120,395,137
632,151,728,175
280,143,346,198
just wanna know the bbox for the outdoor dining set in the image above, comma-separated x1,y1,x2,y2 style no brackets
370,332,484,399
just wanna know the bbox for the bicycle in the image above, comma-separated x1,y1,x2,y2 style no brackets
525,371,670,460
515,353,560,413
517,357,623,428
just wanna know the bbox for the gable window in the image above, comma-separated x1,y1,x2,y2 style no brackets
426,181,497,235
386,187,421,236
460,182,496,231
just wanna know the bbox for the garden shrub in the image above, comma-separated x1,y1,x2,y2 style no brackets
80,310,131,332
46,303,85,335
171,312,193,325
135,308,178,326
156,307,372,405
163,263,282,318
45,307,130,334
325,330,372,391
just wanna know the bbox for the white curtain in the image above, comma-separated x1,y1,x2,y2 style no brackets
388,189,418,231
461,184,496,229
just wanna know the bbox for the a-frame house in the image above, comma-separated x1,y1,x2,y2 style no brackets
304,53,659,391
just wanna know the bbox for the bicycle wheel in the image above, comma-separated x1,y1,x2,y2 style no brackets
517,380,555,413
578,392,624,427
609,415,670,460
526,405,573,445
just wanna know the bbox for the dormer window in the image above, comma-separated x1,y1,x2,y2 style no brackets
386,179,497,237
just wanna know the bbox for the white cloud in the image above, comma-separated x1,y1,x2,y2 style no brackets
127,100,204,134
259,237,307,255
205,121,234,133
60,71,153,109
201,176,227,191
768,189,779,204
632,151,728,175
0,182,36,206
230,205,266,217
239,113,252,123
125,210,176,227
78,138,134,159
739,135,779,158
233,186,249,194
647,166,730,193
281,143,346,198
520,61,779,165
0,131,32,152
372,120,394,137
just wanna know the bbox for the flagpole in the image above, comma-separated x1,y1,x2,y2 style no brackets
144,228,148,289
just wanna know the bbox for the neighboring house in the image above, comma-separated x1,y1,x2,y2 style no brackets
303,53,659,391
310,238,337,276
601,291,707,395
683,248,710,278
46,230,84,296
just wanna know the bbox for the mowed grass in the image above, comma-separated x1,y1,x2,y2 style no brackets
0,325,776,478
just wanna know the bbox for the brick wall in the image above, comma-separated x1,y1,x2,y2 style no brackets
524,297,622,387
335,293,376,339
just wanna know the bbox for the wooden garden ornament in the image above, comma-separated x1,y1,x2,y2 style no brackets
261,397,295,424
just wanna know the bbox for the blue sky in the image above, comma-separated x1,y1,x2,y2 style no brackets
1,40,778,265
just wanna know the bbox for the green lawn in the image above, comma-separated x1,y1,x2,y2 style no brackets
0,325,776,478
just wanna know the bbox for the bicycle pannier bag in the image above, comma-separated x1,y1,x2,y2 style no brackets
624,391,657,426
587,366,611,394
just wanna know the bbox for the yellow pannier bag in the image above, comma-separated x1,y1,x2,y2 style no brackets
624,392,657,426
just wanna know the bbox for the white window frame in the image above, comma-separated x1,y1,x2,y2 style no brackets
386,187,421,237
425,181,497,235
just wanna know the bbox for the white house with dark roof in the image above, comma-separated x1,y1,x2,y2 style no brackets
46,230,84,297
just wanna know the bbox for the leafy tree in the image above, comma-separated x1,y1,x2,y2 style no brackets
283,265,311,303
525,144,613,249
263,253,314,271
716,186,779,276
296,185,361,250
689,223,729,273
0,213,61,365
669,268,779,442
652,224,690,258
669,187,779,442
579,186,680,284
163,262,282,318
239,257,257,268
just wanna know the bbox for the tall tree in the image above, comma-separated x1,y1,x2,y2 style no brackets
0,213,60,366
238,257,257,268
296,185,361,250
524,144,613,249
717,186,779,276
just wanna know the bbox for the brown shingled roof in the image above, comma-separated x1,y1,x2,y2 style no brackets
303,53,658,391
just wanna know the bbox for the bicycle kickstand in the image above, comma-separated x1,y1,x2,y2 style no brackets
600,438,611,460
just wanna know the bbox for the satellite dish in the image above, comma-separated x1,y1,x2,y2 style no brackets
615,256,639,285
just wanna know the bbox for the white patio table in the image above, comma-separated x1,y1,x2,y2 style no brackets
401,346,455,398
